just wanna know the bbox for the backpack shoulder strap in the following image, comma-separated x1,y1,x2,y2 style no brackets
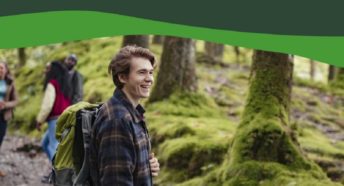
73,104,102,185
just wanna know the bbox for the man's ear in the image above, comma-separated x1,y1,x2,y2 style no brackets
118,74,128,84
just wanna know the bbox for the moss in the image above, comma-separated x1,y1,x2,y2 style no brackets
176,177,204,186
294,77,329,92
147,115,236,146
215,85,243,107
209,161,338,186
146,102,235,184
149,120,196,146
158,136,228,181
146,91,223,118
83,77,113,103
207,55,337,185
299,128,344,159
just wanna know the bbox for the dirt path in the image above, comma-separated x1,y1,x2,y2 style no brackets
0,135,51,186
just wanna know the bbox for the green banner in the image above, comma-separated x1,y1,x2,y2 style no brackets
0,11,343,66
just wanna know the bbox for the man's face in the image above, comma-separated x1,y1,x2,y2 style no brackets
121,57,154,102
64,58,76,70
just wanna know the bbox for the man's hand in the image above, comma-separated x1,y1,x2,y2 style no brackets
36,122,42,131
149,153,160,177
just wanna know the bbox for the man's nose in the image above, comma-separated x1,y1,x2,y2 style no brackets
145,74,154,83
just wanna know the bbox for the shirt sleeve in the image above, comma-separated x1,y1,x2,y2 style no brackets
4,84,18,109
97,118,136,186
36,83,56,123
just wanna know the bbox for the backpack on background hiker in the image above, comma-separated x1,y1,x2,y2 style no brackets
51,102,102,186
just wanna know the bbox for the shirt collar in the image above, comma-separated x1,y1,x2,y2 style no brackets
114,88,145,122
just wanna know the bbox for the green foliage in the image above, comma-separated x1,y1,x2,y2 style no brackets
299,128,344,159
294,77,329,92
146,93,236,184
83,77,113,103
147,92,224,118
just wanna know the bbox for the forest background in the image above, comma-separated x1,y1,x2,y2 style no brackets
0,35,344,186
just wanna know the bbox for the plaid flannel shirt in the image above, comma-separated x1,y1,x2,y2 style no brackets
90,89,152,186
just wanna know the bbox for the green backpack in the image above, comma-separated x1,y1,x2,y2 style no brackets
52,101,102,186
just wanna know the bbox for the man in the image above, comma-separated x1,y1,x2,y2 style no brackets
90,46,160,186
64,54,83,104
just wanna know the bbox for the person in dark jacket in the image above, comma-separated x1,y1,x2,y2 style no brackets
64,54,83,104
90,46,160,185
0,60,18,177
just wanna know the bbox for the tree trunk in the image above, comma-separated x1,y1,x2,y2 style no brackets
333,67,344,89
218,50,328,185
328,65,336,82
310,59,315,81
204,42,224,61
336,67,344,81
122,35,149,48
18,47,26,67
149,36,198,102
234,46,240,65
152,35,164,44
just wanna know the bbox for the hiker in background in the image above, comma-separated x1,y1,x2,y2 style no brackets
0,60,18,177
89,46,160,185
64,54,83,104
0,61,18,147
36,61,72,182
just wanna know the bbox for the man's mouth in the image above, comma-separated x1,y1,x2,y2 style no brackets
140,85,151,90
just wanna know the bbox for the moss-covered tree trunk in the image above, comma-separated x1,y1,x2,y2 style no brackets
204,42,224,61
215,50,335,185
149,36,198,102
328,65,336,82
18,47,26,67
152,35,164,44
122,35,149,48
336,67,344,81
234,46,240,65
332,67,344,89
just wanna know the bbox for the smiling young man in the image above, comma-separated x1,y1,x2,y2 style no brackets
90,46,160,186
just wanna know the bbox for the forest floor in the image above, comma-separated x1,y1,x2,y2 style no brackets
0,134,51,186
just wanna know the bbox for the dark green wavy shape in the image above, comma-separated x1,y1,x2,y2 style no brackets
1,11,344,67
1,0,344,36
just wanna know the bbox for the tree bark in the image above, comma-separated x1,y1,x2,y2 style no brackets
204,42,224,61
234,46,240,65
334,67,344,89
328,65,336,82
18,47,26,67
310,59,315,81
122,35,149,48
152,35,164,44
149,36,198,102
337,67,344,81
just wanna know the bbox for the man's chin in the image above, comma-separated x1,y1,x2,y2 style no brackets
140,93,150,98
